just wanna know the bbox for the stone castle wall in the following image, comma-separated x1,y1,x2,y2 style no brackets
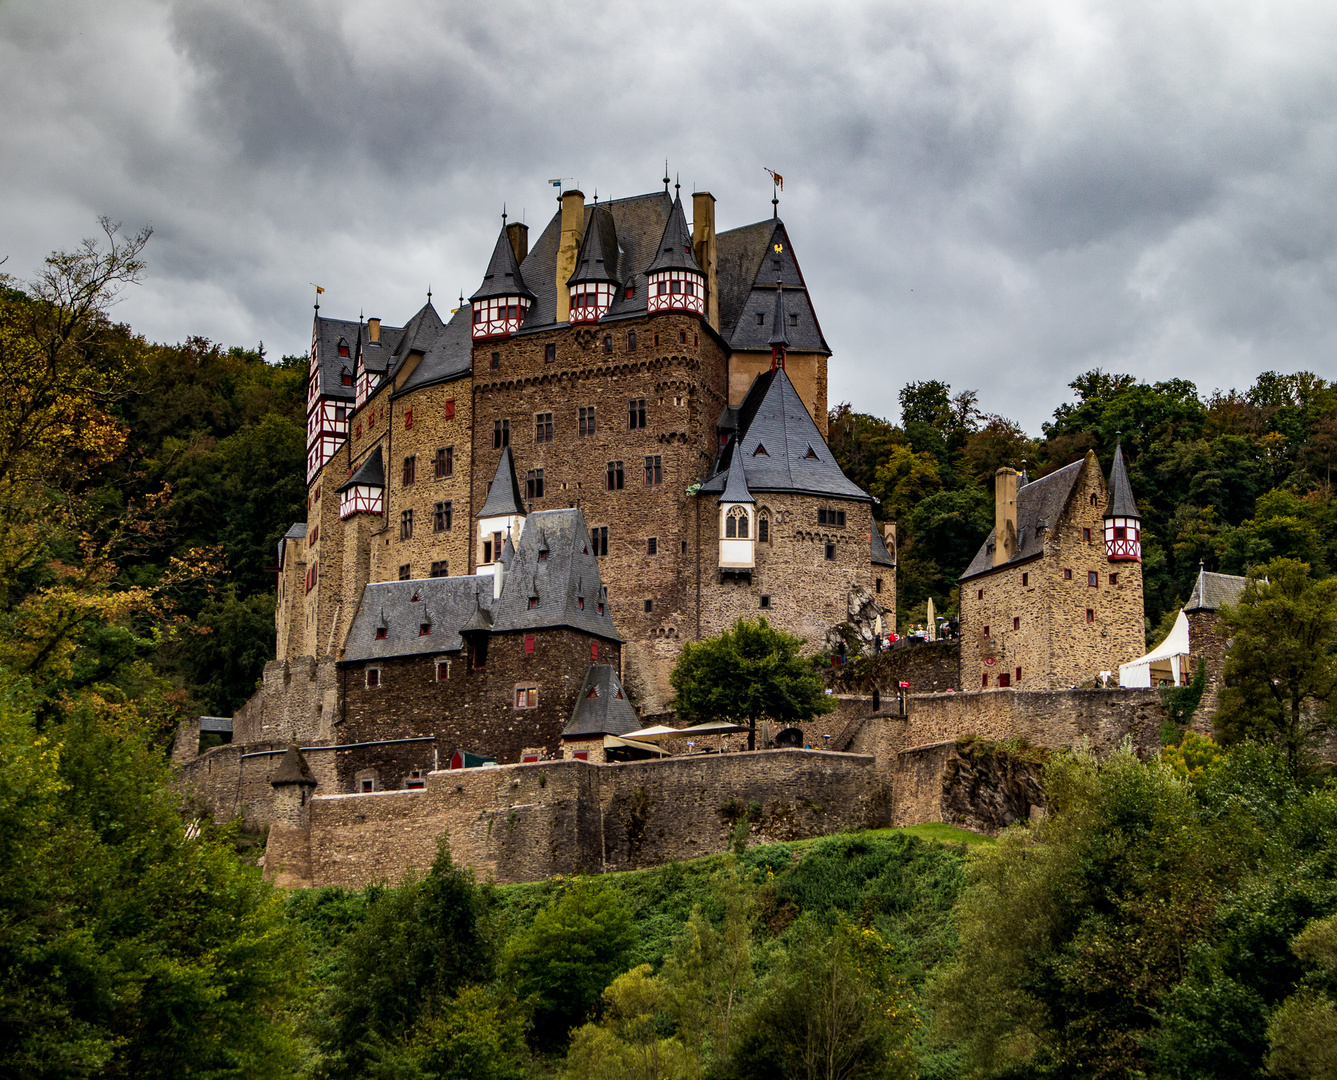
177,742,339,829
263,748,886,888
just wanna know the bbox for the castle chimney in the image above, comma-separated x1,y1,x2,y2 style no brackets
692,190,719,331
555,189,585,324
994,467,1018,568
367,318,380,343
506,221,529,266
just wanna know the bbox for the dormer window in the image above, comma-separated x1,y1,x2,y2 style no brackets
338,340,350,357
419,622,431,636
375,627,387,640
753,444,768,456
341,368,353,386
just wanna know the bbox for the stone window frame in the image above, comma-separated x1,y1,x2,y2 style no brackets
824,542,836,561
514,684,538,709
1086,608,1095,623
398,563,411,580
606,460,624,491
1109,572,1119,585
1082,527,1092,541
875,578,883,594
725,505,751,539
629,398,647,430
817,507,846,528
366,667,381,689
406,770,426,790
430,559,448,577
759,594,772,609
579,406,597,437
434,446,454,479
534,412,554,443
1015,667,1022,683
400,509,413,540
494,418,510,449
432,501,453,533
1021,571,1029,586
526,468,545,500
1088,571,1099,587
435,659,450,682
357,771,378,792
644,455,663,485
758,511,771,543
402,455,416,485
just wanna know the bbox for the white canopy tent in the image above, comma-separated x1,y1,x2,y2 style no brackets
1119,610,1192,688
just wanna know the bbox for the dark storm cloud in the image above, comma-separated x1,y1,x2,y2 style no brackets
2,0,1335,432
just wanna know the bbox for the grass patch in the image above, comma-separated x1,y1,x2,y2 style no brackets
893,822,996,846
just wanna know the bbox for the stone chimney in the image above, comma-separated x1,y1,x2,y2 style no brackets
506,221,529,267
994,467,1018,568
367,318,380,343
554,190,585,324
692,190,719,331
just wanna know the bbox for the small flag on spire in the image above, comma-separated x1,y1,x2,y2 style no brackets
314,285,325,294
765,167,784,191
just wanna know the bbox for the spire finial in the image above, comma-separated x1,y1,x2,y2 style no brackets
310,282,324,311
502,203,507,225
765,167,783,219
674,172,680,197
664,161,670,192
427,284,432,302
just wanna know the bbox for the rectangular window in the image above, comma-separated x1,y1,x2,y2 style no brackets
627,330,637,350
790,313,798,326
367,668,381,688
875,578,883,594
404,408,413,430
535,412,553,442
1015,667,1022,684
999,673,1011,688
1021,572,1029,586
644,455,663,485
981,672,989,688
817,508,847,528
756,312,765,325
472,638,488,668
490,351,500,370
430,560,448,577
544,343,556,363
376,626,387,640
1086,608,1095,623
977,589,984,600
482,538,493,563
399,563,411,580
526,469,545,500
574,751,589,761
1110,572,1119,585
644,599,654,613
1083,527,1092,541
1114,526,1126,540
434,446,453,478
606,460,624,491
1012,617,1020,630
1064,568,1073,580
678,330,687,344
436,661,449,681
647,537,658,556
592,526,608,557
524,635,535,656
400,509,413,540
403,455,416,485
515,685,537,708
984,625,991,638
443,398,455,420
432,501,452,532
494,418,509,448
579,407,596,437
629,398,647,429
824,542,836,560
602,335,612,355
1088,571,1099,587
759,594,772,609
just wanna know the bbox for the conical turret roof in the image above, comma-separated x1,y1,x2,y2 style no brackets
471,225,534,303
337,445,384,492
477,446,527,518
272,744,316,787
1104,442,1141,518
644,196,704,276
567,206,621,287
718,443,754,505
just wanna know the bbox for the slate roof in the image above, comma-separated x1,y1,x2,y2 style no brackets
393,305,473,397
699,367,869,502
314,315,406,398
1185,569,1248,612
718,447,755,505
567,205,621,287
1105,442,1141,518
478,447,526,518
277,522,307,569
959,460,1085,581
337,445,384,493
471,226,534,302
272,745,316,786
340,508,621,664
562,664,640,738
768,283,788,348
715,219,829,355
871,526,896,568
644,195,704,275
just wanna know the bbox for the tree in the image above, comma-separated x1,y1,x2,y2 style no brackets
1216,558,1337,773
670,618,836,750
1266,914,1337,1079
563,966,689,1080
502,878,636,1050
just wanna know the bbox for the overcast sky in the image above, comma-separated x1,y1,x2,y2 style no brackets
3,0,1335,433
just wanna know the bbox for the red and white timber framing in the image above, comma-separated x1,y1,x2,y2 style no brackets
569,283,615,324
471,297,531,340
339,483,384,520
1105,517,1142,561
646,270,705,315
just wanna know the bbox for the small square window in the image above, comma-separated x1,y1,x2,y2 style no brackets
361,778,374,792
644,599,654,613
756,312,765,325
647,537,658,556
524,635,535,655
1064,568,1073,580
981,672,989,688
399,563,411,580
999,673,1011,688
528,597,539,610
515,685,537,709
759,595,772,609
824,542,836,560
1086,608,1095,623
1088,571,1099,587
1012,617,1020,631
1109,573,1119,585
977,589,984,600
375,627,387,640
1114,526,1126,540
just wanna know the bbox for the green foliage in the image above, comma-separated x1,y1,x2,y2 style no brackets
408,985,529,1080
1162,729,1225,779
1160,656,1207,739
502,878,636,1050
1217,557,1337,773
564,965,688,1080
671,617,835,749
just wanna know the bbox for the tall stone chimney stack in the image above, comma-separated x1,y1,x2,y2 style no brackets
506,221,529,267
692,191,719,331
994,467,1018,568
554,190,585,324
367,318,380,343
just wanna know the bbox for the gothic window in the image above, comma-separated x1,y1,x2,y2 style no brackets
725,506,750,538
758,514,770,543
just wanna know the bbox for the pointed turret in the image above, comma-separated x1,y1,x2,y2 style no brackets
768,282,788,370
470,223,534,340
718,447,756,570
337,445,385,519
1103,440,1142,562
645,195,706,318
477,447,527,567
567,206,620,324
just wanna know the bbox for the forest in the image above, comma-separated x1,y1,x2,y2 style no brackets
0,225,1334,1079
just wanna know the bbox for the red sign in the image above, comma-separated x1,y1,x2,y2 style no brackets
898,681,909,689
984,657,996,666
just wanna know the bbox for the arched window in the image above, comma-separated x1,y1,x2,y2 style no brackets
725,505,750,539
758,513,770,543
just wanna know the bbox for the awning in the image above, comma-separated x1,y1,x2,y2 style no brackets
678,721,749,736
1119,610,1192,688
621,724,688,742
602,734,668,756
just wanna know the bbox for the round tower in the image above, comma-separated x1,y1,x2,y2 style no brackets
470,219,534,341
645,191,706,318
1104,439,1142,561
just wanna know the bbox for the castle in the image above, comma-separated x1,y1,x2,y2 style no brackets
171,180,1195,887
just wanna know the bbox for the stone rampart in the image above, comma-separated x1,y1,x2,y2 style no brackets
177,741,339,829
263,748,887,888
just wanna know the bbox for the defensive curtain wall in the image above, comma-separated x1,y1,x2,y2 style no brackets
245,683,1167,889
